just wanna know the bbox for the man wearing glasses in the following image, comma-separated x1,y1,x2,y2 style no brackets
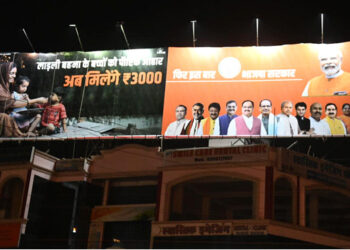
295,102,310,134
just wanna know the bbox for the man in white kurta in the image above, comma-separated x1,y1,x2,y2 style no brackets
276,101,300,136
257,99,277,135
309,102,331,135
164,105,189,136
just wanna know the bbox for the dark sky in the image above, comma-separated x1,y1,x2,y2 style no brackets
1,1,350,52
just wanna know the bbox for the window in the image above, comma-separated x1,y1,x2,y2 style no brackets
108,185,157,205
107,177,158,205
274,177,293,223
169,176,254,221
306,189,350,236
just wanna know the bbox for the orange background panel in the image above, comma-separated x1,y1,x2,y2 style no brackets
162,43,350,134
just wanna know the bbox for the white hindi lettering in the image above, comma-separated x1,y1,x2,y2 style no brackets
242,70,266,79
189,71,202,80
36,59,61,71
35,55,166,71
90,57,108,68
267,69,296,78
202,71,216,79
173,69,188,79
142,57,164,66
173,70,216,80
62,60,82,69
107,57,118,67
82,58,90,68
118,56,141,66
242,69,296,79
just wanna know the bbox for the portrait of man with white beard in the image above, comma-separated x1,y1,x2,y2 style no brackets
302,46,350,97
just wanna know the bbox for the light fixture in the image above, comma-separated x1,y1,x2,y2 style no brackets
117,21,130,49
22,28,35,52
69,24,84,51
190,20,197,47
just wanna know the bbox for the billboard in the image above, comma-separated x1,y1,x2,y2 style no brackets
162,43,350,137
1,42,350,139
0,48,167,139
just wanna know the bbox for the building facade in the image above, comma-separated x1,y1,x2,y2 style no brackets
1,142,350,248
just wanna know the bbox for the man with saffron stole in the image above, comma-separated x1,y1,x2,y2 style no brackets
198,102,220,135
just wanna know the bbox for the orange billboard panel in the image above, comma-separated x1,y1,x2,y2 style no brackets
162,43,350,137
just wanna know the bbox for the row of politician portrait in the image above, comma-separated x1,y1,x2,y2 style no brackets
164,100,350,136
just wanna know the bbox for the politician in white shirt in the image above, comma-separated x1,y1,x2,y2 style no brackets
164,105,190,136
308,102,331,135
258,99,277,135
276,101,300,136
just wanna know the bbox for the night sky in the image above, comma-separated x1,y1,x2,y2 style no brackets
2,1,350,53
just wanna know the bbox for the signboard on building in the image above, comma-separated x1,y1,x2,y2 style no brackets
278,148,350,189
152,221,268,237
151,219,350,248
163,144,269,166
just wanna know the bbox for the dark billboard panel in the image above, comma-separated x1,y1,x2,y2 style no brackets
162,43,350,137
0,48,167,139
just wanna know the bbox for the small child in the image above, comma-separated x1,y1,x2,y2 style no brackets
40,87,67,135
10,76,41,134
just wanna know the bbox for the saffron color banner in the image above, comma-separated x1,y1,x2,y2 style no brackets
162,43,350,137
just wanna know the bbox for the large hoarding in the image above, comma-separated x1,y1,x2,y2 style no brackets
162,43,350,137
1,43,350,140
0,48,167,139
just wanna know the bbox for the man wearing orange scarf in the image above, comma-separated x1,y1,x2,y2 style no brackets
302,46,350,97
198,102,220,135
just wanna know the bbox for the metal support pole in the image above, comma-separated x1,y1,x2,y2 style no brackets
320,13,324,43
22,28,35,52
256,18,259,46
191,20,197,47
70,24,84,51
118,22,130,49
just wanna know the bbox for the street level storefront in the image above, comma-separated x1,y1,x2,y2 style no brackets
151,144,350,248
0,148,92,248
